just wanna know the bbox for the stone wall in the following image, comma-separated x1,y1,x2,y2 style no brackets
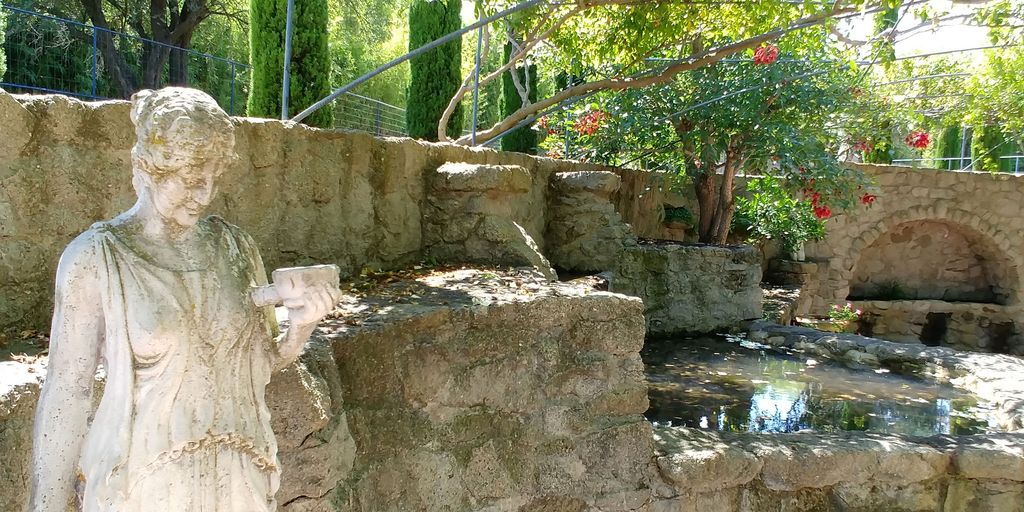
774,164,1024,354
653,427,1024,512
610,242,763,335
852,300,1024,354
1,270,659,511
0,90,666,332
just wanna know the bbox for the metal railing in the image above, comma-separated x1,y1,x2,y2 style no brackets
1,4,249,114
332,91,406,136
1,4,409,136
892,155,1024,174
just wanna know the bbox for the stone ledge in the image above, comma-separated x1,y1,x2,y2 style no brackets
653,426,1024,511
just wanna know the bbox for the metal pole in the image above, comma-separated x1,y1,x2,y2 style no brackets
292,0,545,124
91,28,98,97
375,103,383,135
282,0,295,120
230,62,237,115
471,26,483,145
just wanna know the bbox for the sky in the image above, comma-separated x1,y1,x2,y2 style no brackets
844,0,994,64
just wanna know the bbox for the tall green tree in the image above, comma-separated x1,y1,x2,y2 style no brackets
249,0,333,127
406,0,462,141
500,42,538,153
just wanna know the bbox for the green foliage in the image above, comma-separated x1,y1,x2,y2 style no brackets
249,0,333,127
874,280,906,301
735,176,825,255
406,0,462,141
500,43,539,154
971,125,1017,172
0,7,92,96
329,0,408,107
663,206,694,226
0,9,6,81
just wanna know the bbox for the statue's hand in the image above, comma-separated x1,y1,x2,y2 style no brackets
279,280,342,328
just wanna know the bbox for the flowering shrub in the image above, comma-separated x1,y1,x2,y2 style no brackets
801,181,833,220
904,130,931,149
850,140,874,154
753,44,779,65
538,116,558,136
829,303,862,323
860,193,876,206
574,110,611,136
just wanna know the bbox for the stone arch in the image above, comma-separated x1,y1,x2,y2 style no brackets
831,206,1023,306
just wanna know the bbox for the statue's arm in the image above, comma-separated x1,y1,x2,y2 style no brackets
234,227,335,369
28,236,103,512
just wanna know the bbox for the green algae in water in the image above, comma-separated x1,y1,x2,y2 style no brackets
643,336,1000,435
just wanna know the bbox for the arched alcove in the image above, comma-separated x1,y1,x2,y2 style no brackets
848,220,1011,304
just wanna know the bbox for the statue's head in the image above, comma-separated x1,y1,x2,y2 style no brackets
130,87,237,228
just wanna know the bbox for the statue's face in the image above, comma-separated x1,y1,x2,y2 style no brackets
148,158,222,229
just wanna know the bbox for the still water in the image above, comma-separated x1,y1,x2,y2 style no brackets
644,336,1001,435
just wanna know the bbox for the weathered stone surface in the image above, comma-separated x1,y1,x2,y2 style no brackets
790,164,1024,355
651,426,1024,512
0,269,654,510
611,242,763,335
423,163,557,279
654,427,761,493
545,171,636,272
0,95,673,332
0,361,44,512
0,90,33,159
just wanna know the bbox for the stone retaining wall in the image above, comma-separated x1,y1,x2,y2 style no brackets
611,242,763,335
0,91,666,332
652,427,1024,512
0,269,659,511
798,164,1024,353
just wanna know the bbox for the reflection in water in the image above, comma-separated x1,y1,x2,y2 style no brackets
644,336,1001,435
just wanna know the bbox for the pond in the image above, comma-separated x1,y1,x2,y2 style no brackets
644,335,1003,435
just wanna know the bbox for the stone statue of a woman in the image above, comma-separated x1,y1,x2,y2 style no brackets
28,88,340,511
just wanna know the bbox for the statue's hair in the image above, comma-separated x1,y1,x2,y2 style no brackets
130,87,237,178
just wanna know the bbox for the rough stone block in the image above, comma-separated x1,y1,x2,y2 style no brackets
611,243,763,335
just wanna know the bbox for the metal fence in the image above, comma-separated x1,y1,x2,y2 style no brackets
1,4,408,135
893,155,1024,174
332,91,406,136
1,4,248,114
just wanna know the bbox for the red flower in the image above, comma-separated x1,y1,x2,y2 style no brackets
851,140,874,154
813,205,832,220
861,193,876,206
753,45,779,65
574,110,610,136
904,130,930,150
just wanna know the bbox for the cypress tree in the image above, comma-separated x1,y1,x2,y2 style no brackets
248,0,333,128
500,43,538,154
407,0,463,141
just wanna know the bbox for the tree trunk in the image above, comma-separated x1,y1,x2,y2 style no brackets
80,0,138,98
712,152,739,244
168,31,193,85
694,171,718,243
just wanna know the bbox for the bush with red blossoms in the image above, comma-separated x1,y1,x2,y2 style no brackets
753,45,779,65
813,205,832,220
904,130,930,150
850,140,874,154
574,110,611,136
860,193,876,206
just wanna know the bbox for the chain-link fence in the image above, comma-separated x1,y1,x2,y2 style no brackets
1,4,249,114
2,4,408,135
332,91,406,136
